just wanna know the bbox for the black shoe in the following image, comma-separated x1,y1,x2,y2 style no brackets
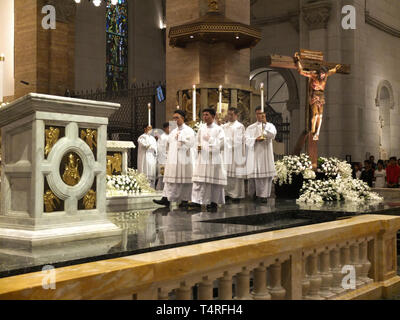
260,198,268,204
187,202,202,212
253,194,258,201
232,198,241,204
178,201,189,208
153,197,170,207
206,203,218,212
225,196,231,203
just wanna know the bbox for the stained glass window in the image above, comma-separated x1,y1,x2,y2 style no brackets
106,0,128,92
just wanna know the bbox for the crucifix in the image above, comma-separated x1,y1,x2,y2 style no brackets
267,49,351,168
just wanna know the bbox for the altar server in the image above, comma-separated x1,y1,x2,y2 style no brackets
153,110,196,207
155,122,170,191
191,108,227,212
245,107,277,203
137,125,158,188
222,107,246,203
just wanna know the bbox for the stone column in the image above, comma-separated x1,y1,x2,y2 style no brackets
305,251,324,300
14,0,75,99
218,272,233,300
252,263,271,300
176,282,192,300
166,0,252,121
198,276,213,300
235,267,252,300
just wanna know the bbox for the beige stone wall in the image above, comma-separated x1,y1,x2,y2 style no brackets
75,0,106,91
14,0,75,99
14,0,38,99
166,0,251,121
363,0,400,160
251,0,400,161
0,0,15,100
131,0,166,84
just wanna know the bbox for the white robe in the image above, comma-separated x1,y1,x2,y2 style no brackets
245,122,277,198
222,120,246,199
192,122,227,205
156,132,169,190
137,133,157,187
222,120,246,178
192,122,227,186
245,122,277,179
162,124,196,202
163,124,196,184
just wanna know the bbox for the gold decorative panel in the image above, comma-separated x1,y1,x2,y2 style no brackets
78,180,97,210
80,128,97,159
60,153,83,186
107,152,122,176
43,177,64,213
44,126,65,158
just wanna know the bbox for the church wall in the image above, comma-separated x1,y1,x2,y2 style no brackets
0,0,15,100
250,0,301,153
130,0,166,84
362,0,400,160
74,1,106,91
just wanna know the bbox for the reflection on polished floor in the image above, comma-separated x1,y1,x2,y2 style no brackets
1,199,399,279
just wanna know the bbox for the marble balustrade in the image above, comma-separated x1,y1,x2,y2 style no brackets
0,215,399,300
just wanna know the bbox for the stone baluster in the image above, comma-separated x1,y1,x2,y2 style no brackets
319,247,335,299
330,245,346,295
359,239,373,284
158,288,170,300
341,242,353,292
176,282,192,300
350,241,364,288
305,250,324,300
198,276,213,300
269,260,286,300
302,253,311,299
218,272,233,300
252,263,271,300
235,267,252,300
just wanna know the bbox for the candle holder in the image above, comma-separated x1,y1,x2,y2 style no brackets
259,122,266,141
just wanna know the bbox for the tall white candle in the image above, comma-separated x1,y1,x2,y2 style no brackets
0,54,4,103
218,85,223,113
148,103,151,127
260,82,264,113
193,85,196,122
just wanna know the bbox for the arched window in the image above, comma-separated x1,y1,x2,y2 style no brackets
106,0,128,92
376,80,395,158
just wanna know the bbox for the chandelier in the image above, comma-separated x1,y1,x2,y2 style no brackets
73,0,119,6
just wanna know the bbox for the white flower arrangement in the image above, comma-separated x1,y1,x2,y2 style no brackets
106,174,141,197
317,157,352,179
297,177,383,205
127,168,156,193
274,154,316,186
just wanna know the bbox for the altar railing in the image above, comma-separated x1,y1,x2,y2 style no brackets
0,214,399,300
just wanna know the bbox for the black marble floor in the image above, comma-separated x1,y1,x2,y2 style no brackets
1,199,400,279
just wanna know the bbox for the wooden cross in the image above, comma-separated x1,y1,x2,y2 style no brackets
267,49,351,168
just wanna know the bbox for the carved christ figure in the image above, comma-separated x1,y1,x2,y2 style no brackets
294,52,341,141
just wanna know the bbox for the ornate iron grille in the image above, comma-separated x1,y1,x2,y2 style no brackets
72,82,162,168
